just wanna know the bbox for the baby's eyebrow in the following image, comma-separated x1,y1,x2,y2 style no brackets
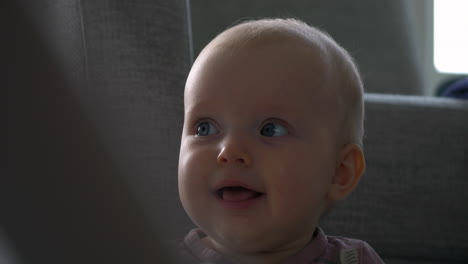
184,103,205,116
261,103,289,113
184,102,216,121
185,96,224,114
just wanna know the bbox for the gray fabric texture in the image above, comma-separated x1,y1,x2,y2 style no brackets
77,0,193,238
321,94,468,263
30,0,193,240
190,0,424,95
5,0,192,263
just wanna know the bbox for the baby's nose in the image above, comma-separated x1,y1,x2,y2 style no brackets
216,145,252,167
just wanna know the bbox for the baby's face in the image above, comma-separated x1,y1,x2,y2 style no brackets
178,41,341,254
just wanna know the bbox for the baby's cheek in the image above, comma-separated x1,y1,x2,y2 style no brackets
179,148,203,193
178,153,220,234
178,151,209,225
178,145,215,198
268,169,329,221
179,142,208,175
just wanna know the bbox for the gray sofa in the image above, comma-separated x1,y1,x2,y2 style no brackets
3,0,467,263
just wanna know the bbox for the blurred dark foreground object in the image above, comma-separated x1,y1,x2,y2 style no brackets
440,77,468,99
2,1,191,263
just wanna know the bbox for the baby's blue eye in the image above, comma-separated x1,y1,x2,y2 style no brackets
196,121,218,136
260,122,288,137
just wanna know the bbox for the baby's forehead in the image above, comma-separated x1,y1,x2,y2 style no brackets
199,22,341,88
206,21,331,58
190,19,359,103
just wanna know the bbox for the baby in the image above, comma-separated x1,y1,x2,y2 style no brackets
177,18,384,264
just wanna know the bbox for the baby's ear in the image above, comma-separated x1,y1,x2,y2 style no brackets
327,144,366,201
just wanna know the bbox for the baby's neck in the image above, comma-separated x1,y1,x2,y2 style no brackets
202,235,312,264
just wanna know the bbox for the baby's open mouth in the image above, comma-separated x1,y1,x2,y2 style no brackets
216,186,264,202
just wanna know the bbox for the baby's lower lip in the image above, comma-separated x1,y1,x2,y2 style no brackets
213,189,265,209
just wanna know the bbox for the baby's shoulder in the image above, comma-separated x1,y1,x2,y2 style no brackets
162,238,201,264
323,234,384,264
326,234,371,248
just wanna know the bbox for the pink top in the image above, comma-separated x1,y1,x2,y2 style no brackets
178,228,384,264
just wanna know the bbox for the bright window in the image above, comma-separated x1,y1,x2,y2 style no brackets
434,0,468,74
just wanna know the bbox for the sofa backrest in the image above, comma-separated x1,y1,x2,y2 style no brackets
322,94,468,263
3,0,192,263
